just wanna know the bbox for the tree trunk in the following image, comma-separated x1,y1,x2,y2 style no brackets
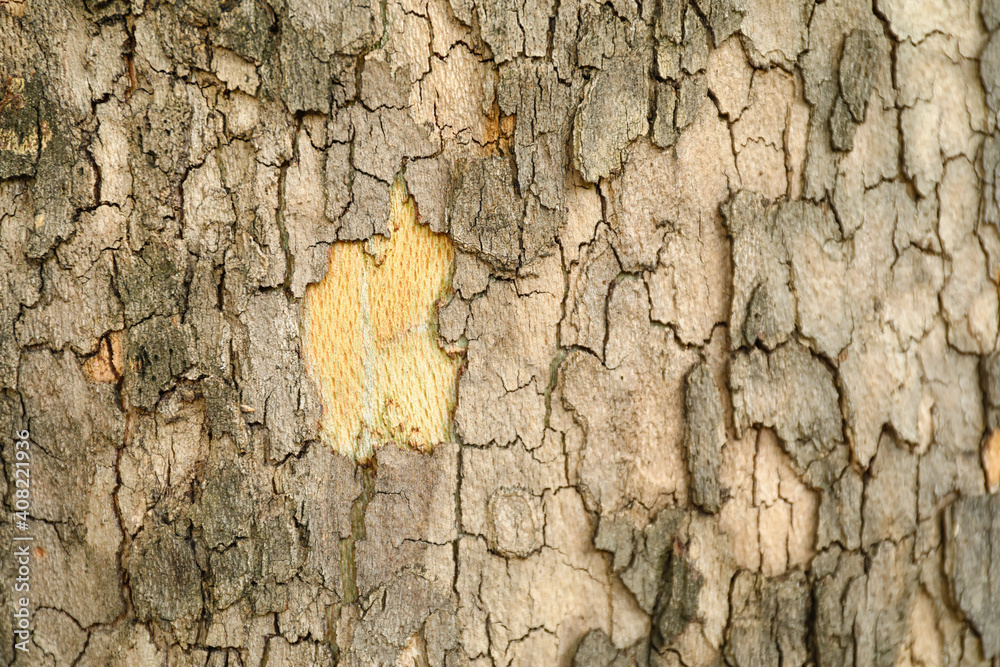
2,0,1000,664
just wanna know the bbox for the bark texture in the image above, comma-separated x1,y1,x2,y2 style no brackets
1,0,1000,664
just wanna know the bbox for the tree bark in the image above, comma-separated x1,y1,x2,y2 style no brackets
2,0,1000,665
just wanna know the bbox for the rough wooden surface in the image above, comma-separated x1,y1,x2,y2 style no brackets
1,0,999,664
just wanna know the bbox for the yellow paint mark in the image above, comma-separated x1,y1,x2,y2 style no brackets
303,177,461,461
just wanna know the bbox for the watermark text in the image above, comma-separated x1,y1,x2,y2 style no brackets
12,428,32,654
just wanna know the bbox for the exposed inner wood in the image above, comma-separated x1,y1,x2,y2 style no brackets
303,178,461,460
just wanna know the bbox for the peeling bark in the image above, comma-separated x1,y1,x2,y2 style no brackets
1,0,999,665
